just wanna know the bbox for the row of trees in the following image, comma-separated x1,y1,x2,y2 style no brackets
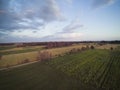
36,45,95,61
66,45,94,54
15,42,48,47
14,42,74,48
45,42,73,49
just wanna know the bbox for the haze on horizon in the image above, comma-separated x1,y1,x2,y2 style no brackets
0,0,120,43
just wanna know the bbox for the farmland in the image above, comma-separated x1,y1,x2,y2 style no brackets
0,43,119,68
0,45,44,55
0,47,120,90
0,45,44,68
0,0,120,89
48,49,120,89
0,43,92,68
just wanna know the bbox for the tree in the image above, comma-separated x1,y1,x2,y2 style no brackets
23,58,29,63
90,45,94,49
110,47,113,50
0,55,2,60
37,51,52,61
81,47,86,51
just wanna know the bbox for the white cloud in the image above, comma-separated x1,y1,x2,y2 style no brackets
92,0,116,8
66,0,73,4
10,29,50,38
43,17,84,41
58,32,83,39
9,29,83,41
62,18,84,33
0,0,64,31
42,32,83,41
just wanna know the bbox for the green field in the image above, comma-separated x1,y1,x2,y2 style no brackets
48,49,120,89
0,44,88,68
0,46,44,55
0,49,120,90
0,44,119,68
0,46,16,51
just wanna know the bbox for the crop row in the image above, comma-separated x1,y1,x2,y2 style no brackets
48,49,120,89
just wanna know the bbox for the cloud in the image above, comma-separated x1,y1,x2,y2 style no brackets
8,28,52,38
0,0,63,31
66,0,73,4
92,0,116,8
56,32,83,39
40,18,84,41
40,32,83,41
39,18,84,41
0,10,6,14
62,18,84,33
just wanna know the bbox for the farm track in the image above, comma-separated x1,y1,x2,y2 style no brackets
0,60,38,71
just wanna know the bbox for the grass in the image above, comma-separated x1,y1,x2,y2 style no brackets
0,49,120,90
0,44,87,68
0,46,44,55
0,44,119,68
0,62,91,90
96,44,120,49
47,49,120,89
0,46,16,51
0,51,38,68
0,43,116,68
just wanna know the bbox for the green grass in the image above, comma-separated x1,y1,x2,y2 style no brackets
0,49,120,90
0,62,92,90
0,46,16,51
0,46,44,55
48,49,120,89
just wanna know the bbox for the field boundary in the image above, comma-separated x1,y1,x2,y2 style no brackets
0,60,39,71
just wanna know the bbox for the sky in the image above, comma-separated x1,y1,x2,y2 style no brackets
0,0,120,43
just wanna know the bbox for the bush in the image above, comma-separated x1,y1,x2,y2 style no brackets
77,48,81,52
86,45,89,49
37,51,52,61
90,45,94,49
6,64,10,68
68,48,76,54
110,47,113,50
81,47,86,51
22,58,29,64
0,55,2,60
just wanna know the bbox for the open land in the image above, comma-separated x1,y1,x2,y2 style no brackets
0,42,120,90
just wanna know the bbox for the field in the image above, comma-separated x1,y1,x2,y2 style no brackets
0,48,120,90
0,43,119,68
0,44,92,68
48,49,120,89
0,45,44,68
0,46,45,55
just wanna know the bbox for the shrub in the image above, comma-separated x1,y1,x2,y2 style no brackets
110,47,113,50
81,47,86,51
90,45,94,49
6,64,10,68
86,45,89,49
22,58,29,64
0,55,2,60
77,48,81,52
37,51,52,61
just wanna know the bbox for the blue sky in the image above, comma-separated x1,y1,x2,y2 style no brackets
0,0,120,43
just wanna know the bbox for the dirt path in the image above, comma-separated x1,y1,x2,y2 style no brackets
0,61,39,71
